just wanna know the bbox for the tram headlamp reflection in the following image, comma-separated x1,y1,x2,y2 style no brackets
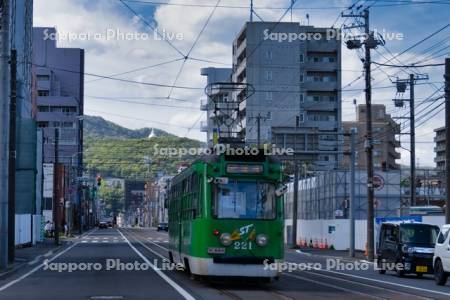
256,234,268,247
219,233,232,246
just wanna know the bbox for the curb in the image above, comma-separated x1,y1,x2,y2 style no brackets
0,240,72,281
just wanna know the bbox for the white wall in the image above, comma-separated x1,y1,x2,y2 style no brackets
286,216,446,251
15,214,31,245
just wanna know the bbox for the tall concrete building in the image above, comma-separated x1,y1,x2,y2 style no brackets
342,104,401,170
202,22,342,169
10,0,41,246
434,127,445,171
33,27,84,224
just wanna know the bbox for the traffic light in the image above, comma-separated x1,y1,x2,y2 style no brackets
96,175,102,187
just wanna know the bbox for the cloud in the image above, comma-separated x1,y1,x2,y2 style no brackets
34,0,448,167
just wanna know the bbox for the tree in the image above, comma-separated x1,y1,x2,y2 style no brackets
99,183,124,218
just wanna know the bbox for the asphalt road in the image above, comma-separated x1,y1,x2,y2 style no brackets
1,227,450,300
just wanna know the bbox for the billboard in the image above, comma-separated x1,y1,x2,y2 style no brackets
43,163,54,198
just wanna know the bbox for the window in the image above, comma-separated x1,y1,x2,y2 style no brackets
265,50,272,60
299,113,305,123
299,54,304,63
38,90,49,97
265,70,273,81
400,224,439,245
437,228,449,244
265,91,273,101
213,181,276,219
37,75,50,81
38,106,49,112
266,111,272,120
300,94,304,102
37,122,48,128
299,74,304,83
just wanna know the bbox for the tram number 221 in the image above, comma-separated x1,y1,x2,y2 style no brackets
234,241,253,250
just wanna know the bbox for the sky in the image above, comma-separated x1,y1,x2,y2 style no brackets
33,0,450,167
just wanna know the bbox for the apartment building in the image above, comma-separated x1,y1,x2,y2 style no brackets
209,22,342,169
33,27,84,226
33,27,84,167
342,104,401,170
434,127,445,171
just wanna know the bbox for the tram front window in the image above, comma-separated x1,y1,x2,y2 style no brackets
213,180,276,219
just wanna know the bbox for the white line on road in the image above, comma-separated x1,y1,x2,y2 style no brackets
299,269,433,300
286,261,450,297
284,273,386,300
1,243,75,292
118,230,195,300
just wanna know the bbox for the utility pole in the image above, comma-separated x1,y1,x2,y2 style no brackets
250,0,253,22
445,58,450,223
291,161,299,248
53,128,60,245
349,129,356,257
342,8,383,261
0,0,10,270
257,113,261,148
8,49,17,263
409,74,416,208
393,74,428,207
248,113,267,148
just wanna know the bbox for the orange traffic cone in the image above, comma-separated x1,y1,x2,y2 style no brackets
364,242,368,257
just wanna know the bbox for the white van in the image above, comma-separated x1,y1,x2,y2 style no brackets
433,224,450,285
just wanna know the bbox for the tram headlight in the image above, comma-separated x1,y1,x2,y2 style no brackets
256,234,269,247
220,233,232,246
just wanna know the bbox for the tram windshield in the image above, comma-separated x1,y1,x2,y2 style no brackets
213,180,276,219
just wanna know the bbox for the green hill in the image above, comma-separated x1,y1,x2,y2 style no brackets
83,115,204,179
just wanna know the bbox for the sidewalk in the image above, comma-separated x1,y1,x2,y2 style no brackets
0,234,82,280
288,247,368,261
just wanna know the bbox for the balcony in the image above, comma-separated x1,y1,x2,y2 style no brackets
304,81,338,91
434,145,446,152
305,61,338,72
303,101,336,111
303,120,337,131
307,42,338,53
235,38,246,58
318,140,338,151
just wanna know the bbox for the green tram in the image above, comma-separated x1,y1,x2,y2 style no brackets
167,152,286,279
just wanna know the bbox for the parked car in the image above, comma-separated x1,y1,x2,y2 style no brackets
157,222,168,232
377,222,439,277
98,221,108,229
433,224,450,285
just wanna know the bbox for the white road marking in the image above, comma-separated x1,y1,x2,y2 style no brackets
90,296,124,300
118,230,195,300
286,261,450,297
284,273,385,300
299,268,433,300
81,241,88,243
43,250,53,258
102,240,109,243
0,229,97,292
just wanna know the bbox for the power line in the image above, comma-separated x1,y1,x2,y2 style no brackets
373,61,445,68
